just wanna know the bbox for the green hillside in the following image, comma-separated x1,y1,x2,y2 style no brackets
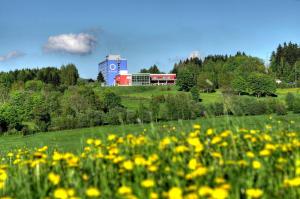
1,114,299,153
94,85,300,110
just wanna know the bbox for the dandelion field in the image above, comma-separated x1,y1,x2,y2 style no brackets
1,115,300,199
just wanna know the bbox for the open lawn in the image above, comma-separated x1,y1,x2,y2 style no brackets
1,114,299,153
93,85,300,110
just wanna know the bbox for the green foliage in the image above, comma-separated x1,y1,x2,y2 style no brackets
197,72,215,92
149,96,161,122
165,93,196,120
232,73,276,97
176,67,197,91
60,64,79,86
0,84,9,103
274,101,287,115
190,86,200,101
140,64,162,74
102,90,122,113
247,73,276,97
286,92,295,111
36,67,61,86
270,42,300,82
105,107,127,125
293,97,300,114
136,101,151,123
25,80,44,92
97,71,105,83
207,102,225,116
0,103,21,132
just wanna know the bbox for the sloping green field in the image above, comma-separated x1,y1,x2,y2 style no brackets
93,85,300,109
1,114,299,153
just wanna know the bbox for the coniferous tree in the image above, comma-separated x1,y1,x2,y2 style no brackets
97,71,105,84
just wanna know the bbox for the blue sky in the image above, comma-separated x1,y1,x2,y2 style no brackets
0,0,300,78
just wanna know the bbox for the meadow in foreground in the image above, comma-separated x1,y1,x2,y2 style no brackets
0,116,300,199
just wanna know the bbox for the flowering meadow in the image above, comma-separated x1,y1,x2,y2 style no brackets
0,117,300,199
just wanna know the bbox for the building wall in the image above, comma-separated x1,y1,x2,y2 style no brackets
132,73,150,86
98,55,127,86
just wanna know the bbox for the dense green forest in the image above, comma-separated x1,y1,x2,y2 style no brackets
1,42,300,135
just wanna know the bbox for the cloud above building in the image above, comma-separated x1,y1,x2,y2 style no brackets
44,33,97,55
0,51,25,62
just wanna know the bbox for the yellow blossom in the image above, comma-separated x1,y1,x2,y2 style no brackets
198,186,213,196
246,152,255,158
211,188,228,199
188,158,198,170
193,124,201,129
123,160,134,170
252,161,262,169
150,192,159,199
246,188,263,198
118,186,132,195
259,149,271,157
54,188,68,199
86,187,101,197
141,179,155,188
168,187,183,199
48,172,60,185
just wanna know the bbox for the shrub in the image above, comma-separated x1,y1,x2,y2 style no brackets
165,93,195,120
228,97,276,116
208,102,225,116
190,86,200,102
285,92,295,111
104,107,127,125
275,102,287,115
293,98,300,114
49,116,78,131
246,100,268,115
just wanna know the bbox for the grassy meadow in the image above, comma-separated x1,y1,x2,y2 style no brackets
1,114,300,198
93,85,300,110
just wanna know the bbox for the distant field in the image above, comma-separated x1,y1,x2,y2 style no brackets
93,85,300,109
1,114,299,153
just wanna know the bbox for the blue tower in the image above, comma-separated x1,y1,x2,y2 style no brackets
98,55,128,86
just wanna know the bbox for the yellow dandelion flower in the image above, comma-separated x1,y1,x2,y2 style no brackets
193,124,201,129
150,192,159,199
0,181,5,189
168,187,182,199
54,188,68,199
86,139,94,145
86,187,101,197
118,186,132,195
0,170,7,181
246,188,263,198
198,186,213,196
211,136,222,145
211,188,228,199
206,128,214,136
48,172,60,185
141,179,155,188
252,161,262,169
123,160,134,170
246,152,255,158
259,149,271,157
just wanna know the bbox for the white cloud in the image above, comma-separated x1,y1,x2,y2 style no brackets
0,51,25,62
189,51,201,59
44,33,96,55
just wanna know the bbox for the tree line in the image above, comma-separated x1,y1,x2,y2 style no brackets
174,42,300,95
0,64,79,88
